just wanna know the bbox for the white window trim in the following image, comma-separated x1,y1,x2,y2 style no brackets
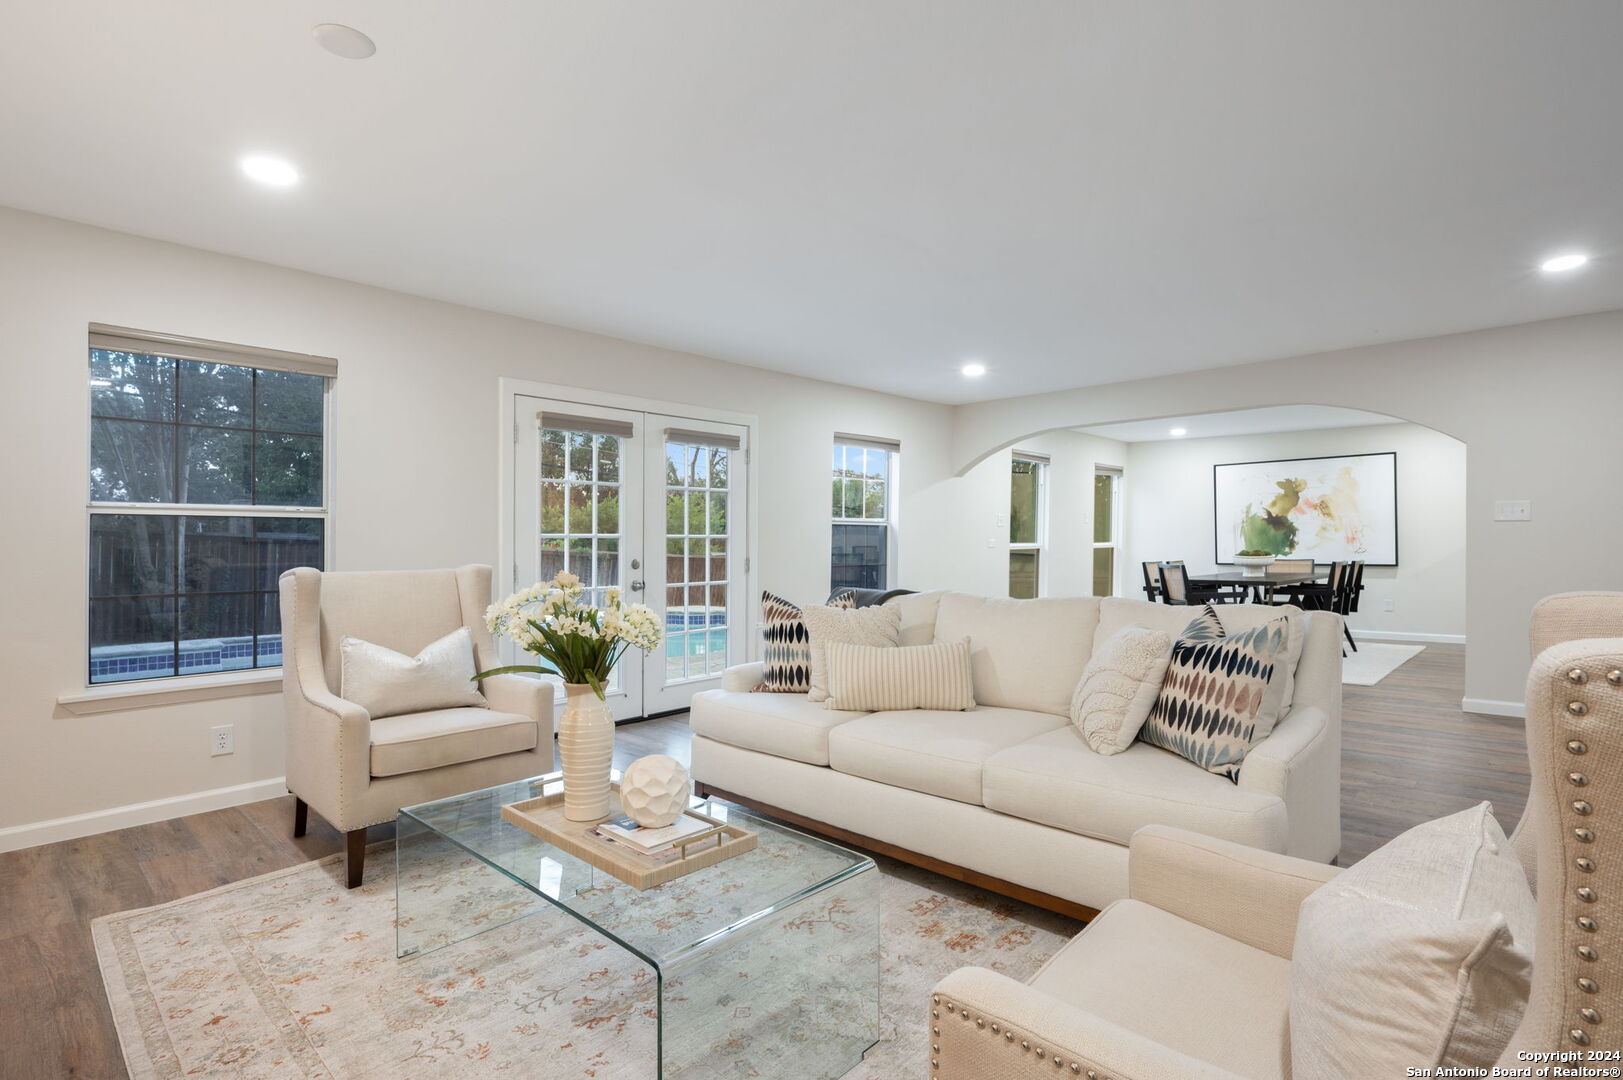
1093,465,1123,597
1009,453,1049,597
832,437,898,591
78,332,337,701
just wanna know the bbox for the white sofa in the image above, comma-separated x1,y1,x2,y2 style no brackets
690,591,1342,916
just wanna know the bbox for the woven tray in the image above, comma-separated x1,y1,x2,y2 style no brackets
500,782,758,890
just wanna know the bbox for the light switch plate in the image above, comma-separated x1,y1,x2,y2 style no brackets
1494,500,1532,522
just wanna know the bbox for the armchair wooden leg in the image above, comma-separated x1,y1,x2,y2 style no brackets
292,796,308,838
345,827,367,889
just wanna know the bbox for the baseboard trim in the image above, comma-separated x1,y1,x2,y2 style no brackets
1462,697,1527,719
0,776,288,854
1352,629,1467,645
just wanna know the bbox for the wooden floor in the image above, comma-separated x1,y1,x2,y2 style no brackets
0,641,1527,1079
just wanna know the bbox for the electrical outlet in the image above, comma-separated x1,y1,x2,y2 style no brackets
986,537,997,548
211,724,234,757
1494,500,1532,522
1383,598,1394,612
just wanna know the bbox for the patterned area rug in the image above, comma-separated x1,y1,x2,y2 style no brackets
94,842,1080,1079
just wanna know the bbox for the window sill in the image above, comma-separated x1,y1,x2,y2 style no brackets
57,669,283,716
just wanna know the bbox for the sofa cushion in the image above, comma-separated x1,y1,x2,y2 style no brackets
758,589,854,693
368,707,538,777
1072,625,1172,755
688,689,868,766
933,593,1100,716
825,639,976,712
827,707,1070,804
885,589,944,646
982,726,1289,850
1138,615,1291,781
801,602,901,702
1099,597,1306,715
1031,899,1291,1080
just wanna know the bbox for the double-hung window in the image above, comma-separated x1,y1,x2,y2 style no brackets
86,326,333,684
1093,467,1122,596
831,435,897,591
1008,453,1048,598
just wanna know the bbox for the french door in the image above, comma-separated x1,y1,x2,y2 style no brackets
513,396,749,720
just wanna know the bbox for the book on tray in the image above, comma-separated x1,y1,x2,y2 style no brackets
594,814,713,856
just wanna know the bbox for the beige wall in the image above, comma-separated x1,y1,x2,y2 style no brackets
1121,423,1467,639
952,311,1623,710
0,208,983,840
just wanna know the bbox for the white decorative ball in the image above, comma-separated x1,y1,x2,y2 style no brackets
620,754,692,828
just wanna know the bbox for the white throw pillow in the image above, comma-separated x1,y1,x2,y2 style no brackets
800,602,902,702
340,627,485,719
1290,803,1534,1078
824,638,975,712
1071,625,1172,755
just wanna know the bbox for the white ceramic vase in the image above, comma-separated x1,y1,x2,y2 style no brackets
558,683,614,821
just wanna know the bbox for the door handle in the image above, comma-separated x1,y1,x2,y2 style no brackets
630,580,646,592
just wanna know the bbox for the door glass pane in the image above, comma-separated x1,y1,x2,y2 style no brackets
536,423,629,690
1010,550,1040,599
1092,547,1115,597
664,437,734,684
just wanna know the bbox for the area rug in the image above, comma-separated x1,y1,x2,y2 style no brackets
94,843,1080,1079
1341,641,1425,685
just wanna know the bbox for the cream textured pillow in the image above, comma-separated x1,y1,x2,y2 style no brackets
1290,803,1534,1078
340,627,485,719
1071,625,1172,755
801,602,902,702
824,639,975,712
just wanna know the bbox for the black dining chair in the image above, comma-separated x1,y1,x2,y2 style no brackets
1294,560,1361,652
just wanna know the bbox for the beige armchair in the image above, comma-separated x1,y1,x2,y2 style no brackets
930,592,1623,1077
279,564,554,888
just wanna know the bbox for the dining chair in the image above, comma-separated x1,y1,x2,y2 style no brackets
1265,558,1315,604
1141,560,1175,602
1157,562,1236,606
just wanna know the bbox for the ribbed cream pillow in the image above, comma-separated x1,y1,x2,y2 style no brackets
1290,803,1534,1077
824,639,975,712
1071,625,1172,755
340,627,485,719
800,602,902,702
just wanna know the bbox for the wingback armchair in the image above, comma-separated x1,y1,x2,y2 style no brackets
929,591,1623,1077
279,564,554,887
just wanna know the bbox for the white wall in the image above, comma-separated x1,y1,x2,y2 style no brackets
0,207,986,841
1121,423,1467,640
951,309,1623,712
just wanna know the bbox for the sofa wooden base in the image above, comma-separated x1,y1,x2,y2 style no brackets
694,781,1100,924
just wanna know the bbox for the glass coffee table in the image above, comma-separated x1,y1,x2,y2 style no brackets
396,772,880,1079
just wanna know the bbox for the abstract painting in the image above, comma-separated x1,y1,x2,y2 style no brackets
1213,451,1397,565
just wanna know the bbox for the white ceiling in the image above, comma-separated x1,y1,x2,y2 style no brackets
2,2,1621,404
1077,405,1403,444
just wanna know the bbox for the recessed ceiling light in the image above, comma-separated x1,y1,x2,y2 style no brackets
240,154,300,187
960,362,987,377
1540,252,1590,273
313,23,376,60
1169,427,1188,437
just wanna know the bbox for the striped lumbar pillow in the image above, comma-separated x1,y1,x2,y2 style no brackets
757,590,855,692
823,638,975,712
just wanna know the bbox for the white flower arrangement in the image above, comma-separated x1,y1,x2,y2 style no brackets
476,570,664,698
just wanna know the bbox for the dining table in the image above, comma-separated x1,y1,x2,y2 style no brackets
1185,568,1329,603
